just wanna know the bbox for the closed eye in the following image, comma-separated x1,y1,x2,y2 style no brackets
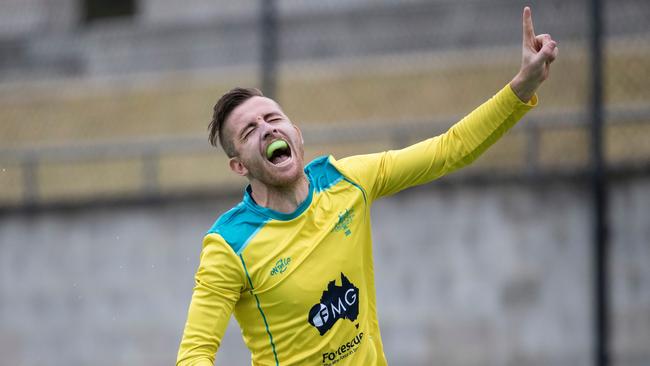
264,111,284,123
241,125,256,140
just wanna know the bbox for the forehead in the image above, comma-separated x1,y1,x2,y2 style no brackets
226,96,283,131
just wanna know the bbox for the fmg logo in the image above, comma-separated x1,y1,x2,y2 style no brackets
308,273,359,336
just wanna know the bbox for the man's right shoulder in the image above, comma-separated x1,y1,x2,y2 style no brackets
205,202,269,255
206,202,247,234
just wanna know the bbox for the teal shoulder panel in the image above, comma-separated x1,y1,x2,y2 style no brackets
207,203,269,255
305,155,344,192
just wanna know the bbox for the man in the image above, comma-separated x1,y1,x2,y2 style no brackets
177,7,557,366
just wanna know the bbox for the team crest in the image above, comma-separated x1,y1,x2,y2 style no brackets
332,208,355,236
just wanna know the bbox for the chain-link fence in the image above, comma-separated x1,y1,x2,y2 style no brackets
0,0,646,204
0,1,648,366
0,0,648,207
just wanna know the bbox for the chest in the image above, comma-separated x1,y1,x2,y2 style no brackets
239,182,369,300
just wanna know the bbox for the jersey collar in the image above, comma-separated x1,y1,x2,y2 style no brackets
242,176,314,221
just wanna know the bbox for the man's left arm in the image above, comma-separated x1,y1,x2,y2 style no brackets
335,7,557,200
362,84,536,199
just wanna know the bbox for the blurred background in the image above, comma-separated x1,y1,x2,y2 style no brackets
0,0,649,365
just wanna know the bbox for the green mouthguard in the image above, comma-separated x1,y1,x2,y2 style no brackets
266,140,289,159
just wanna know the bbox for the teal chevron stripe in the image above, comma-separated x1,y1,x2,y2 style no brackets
239,255,280,366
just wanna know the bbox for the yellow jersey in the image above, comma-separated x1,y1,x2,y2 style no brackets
177,84,536,365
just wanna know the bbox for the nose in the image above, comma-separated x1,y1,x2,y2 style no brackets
259,120,279,140
262,127,279,140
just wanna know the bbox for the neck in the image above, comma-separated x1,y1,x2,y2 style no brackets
249,174,310,214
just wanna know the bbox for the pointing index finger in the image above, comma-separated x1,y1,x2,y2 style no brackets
523,6,536,45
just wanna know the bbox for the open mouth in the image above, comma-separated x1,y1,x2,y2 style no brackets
266,139,292,165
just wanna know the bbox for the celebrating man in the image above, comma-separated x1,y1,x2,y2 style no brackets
177,7,557,366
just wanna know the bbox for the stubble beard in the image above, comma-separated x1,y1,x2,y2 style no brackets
249,154,306,190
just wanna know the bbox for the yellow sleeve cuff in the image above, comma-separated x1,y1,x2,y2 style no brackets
505,83,538,107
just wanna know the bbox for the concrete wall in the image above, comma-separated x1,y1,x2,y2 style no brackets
0,176,648,366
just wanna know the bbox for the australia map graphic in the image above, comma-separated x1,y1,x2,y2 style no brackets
308,273,360,336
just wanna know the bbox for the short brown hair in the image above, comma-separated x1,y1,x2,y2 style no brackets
209,87,264,157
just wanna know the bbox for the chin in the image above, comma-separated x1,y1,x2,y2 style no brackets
268,166,304,188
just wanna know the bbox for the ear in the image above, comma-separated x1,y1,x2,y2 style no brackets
293,124,304,144
229,156,249,177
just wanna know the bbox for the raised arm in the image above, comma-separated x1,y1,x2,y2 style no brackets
333,7,557,200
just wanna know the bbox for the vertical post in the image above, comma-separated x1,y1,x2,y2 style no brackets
589,0,609,366
142,152,160,198
260,0,278,100
525,123,539,177
23,154,39,206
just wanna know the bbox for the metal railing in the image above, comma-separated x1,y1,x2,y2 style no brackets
2,105,649,208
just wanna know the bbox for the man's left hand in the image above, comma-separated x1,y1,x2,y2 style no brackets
510,6,559,103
